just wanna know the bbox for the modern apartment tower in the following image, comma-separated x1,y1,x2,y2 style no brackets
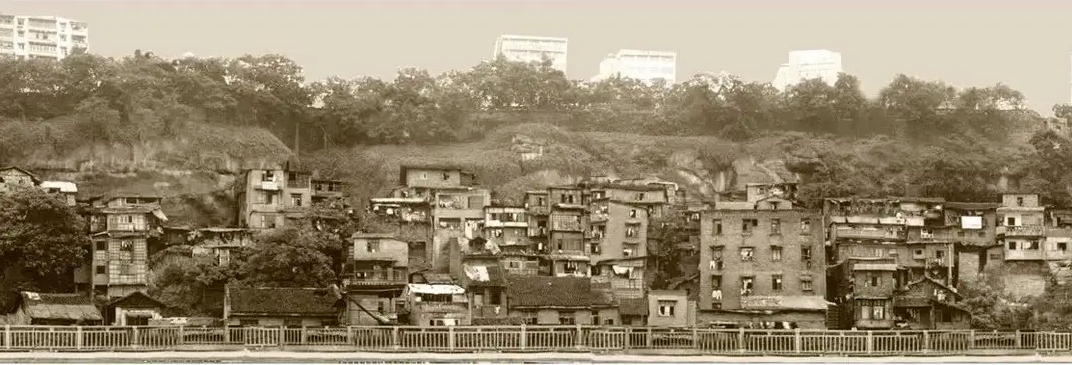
772,49,843,92
493,34,568,74
0,13,88,60
591,49,677,85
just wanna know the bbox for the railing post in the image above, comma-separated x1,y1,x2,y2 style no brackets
3,325,9,350
75,326,83,350
575,324,584,349
922,330,930,353
1015,330,1023,349
391,327,400,350
131,327,140,348
177,326,185,346
624,327,631,350
737,328,746,354
519,324,527,350
692,327,699,349
645,327,653,348
346,326,353,346
968,329,975,350
223,323,230,343
279,327,286,349
448,326,456,351
866,331,874,354
301,326,308,345
794,328,801,354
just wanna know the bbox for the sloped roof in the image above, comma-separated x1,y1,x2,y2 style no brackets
106,291,167,308
740,295,832,311
853,263,899,272
19,292,103,321
40,181,77,193
506,276,617,309
945,202,1000,210
619,298,649,316
227,287,340,317
0,166,41,184
463,264,506,286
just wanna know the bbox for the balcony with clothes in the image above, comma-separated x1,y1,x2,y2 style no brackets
591,257,645,297
1004,238,1045,261
433,192,487,220
341,262,409,288
544,255,591,278
312,178,347,201
484,207,528,229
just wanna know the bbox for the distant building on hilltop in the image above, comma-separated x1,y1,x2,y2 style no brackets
590,49,677,85
493,34,568,74
0,13,88,60
772,49,843,92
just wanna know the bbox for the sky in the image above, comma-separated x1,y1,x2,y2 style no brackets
5,0,1072,114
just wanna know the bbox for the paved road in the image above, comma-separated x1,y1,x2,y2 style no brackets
2,351,1072,363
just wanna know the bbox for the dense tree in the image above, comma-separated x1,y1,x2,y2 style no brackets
0,187,90,307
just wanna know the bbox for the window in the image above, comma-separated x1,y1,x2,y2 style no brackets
367,240,380,253
592,310,601,326
936,250,945,259
771,275,783,291
657,300,676,316
888,248,898,259
1017,197,1024,206
801,279,814,292
711,275,722,288
95,241,107,251
263,171,275,182
558,312,575,325
801,247,812,262
1008,241,1017,250
626,225,639,238
284,318,302,327
742,219,758,234
872,305,886,320
120,240,133,251
420,173,428,180
536,197,544,206
120,215,133,224
870,275,880,287
442,172,450,181
629,209,637,218
1028,241,1040,250
508,261,520,269
771,246,783,261
739,247,754,261
95,266,106,275
1007,217,1016,226
291,194,302,207
770,219,781,234
1060,242,1068,251
637,193,646,201
713,219,723,235
740,277,754,296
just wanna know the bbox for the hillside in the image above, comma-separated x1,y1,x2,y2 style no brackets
0,118,293,227
305,122,1040,207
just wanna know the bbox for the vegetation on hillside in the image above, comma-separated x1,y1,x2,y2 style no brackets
2,50,1070,205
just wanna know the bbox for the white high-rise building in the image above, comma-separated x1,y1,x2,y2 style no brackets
772,49,842,92
0,13,89,60
493,34,568,74
590,49,677,85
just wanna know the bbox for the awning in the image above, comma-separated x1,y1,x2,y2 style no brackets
151,209,169,222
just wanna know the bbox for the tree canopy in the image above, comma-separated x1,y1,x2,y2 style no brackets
0,187,89,308
1,51,1070,205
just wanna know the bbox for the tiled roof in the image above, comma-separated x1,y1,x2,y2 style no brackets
19,292,103,321
463,264,506,286
740,295,832,311
619,298,649,316
506,276,617,309
227,287,341,316
945,202,1000,210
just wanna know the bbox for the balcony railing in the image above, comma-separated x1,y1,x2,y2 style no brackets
0,325,1067,355
997,225,1045,237
834,227,906,240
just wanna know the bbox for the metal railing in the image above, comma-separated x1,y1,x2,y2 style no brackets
2,325,1071,354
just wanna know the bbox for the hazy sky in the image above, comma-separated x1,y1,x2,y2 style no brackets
5,0,1071,114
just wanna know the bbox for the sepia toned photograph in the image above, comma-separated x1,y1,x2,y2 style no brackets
0,0,1070,363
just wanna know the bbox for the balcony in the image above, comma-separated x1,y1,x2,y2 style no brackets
343,270,408,287
259,181,280,191
997,225,1045,237
834,227,906,241
414,301,469,314
474,304,506,317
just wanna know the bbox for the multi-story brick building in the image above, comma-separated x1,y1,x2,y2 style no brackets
83,194,167,298
997,193,1049,298
698,202,828,329
546,201,590,277
235,168,313,229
